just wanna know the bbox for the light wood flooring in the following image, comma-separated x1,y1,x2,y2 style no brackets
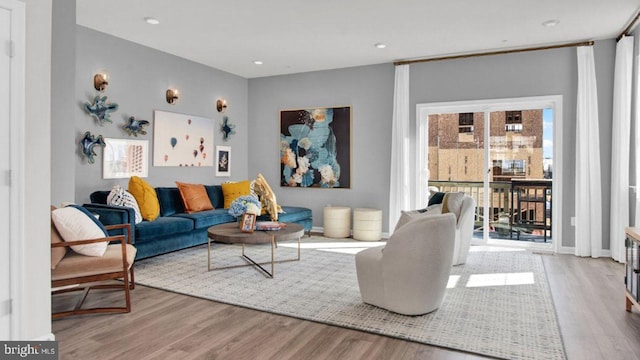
52,251,640,360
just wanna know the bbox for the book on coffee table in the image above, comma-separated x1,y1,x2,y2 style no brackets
255,221,287,231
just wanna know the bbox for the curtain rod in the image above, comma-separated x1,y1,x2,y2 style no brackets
393,41,594,66
617,8,640,41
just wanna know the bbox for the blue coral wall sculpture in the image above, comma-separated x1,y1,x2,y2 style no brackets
79,131,106,164
221,115,236,141
84,95,119,125
123,116,150,137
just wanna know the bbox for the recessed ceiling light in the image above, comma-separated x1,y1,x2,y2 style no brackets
542,19,560,27
374,43,387,49
253,60,263,65
144,17,160,25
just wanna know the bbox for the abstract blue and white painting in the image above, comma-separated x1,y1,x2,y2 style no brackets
280,106,351,188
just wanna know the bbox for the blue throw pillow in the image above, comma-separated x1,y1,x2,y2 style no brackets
428,192,446,206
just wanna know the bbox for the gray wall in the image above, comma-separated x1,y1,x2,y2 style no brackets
595,40,616,251
249,41,616,248
248,64,395,231
72,26,249,204
51,0,76,206
409,40,615,249
70,25,617,248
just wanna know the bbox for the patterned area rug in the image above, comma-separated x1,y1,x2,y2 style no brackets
134,236,566,360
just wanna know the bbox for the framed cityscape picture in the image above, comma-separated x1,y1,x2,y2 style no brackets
280,106,351,188
216,146,231,177
103,138,149,179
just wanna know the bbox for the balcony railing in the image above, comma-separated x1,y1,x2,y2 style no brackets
429,179,552,242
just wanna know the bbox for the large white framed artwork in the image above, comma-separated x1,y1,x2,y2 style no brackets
153,110,214,167
103,138,149,179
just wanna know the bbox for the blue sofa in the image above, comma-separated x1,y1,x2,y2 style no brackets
84,185,312,260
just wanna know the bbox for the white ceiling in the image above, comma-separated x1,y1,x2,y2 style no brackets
76,0,640,79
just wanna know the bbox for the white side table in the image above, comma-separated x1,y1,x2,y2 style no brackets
323,206,351,238
353,208,382,241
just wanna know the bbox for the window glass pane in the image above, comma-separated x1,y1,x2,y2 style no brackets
424,105,553,244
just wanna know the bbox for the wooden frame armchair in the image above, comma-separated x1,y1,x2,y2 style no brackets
51,217,136,319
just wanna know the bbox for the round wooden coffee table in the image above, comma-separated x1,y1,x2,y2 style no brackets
207,222,304,278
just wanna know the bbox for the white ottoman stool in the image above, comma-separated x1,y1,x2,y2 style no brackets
323,206,351,238
353,208,382,241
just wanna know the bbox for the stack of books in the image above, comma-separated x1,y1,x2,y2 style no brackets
255,221,286,231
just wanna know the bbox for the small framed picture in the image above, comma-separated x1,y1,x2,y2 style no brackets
240,213,256,233
216,145,231,177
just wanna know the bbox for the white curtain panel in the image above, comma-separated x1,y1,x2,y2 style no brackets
388,65,410,232
610,36,634,263
575,46,603,258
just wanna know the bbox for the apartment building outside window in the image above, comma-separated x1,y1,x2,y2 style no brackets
458,113,474,133
505,110,523,132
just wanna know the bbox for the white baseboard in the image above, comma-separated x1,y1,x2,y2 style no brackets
307,229,614,257
33,333,55,341
557,246,574,255
310,226,389,240
557,246,612,258
310,228,613,257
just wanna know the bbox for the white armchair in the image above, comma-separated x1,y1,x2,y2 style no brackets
355,213,456,315
452,195,475,265
394,194,476,266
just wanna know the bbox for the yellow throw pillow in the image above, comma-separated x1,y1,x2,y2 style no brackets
221,180,251,209
128,176,160,221
176,181,214,213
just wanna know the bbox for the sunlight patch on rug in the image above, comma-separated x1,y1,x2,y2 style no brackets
134,236,566,360
466,272,535,287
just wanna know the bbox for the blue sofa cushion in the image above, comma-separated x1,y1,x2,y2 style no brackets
259,206,312,224
156,187,186,217
90,191,111,204
204,185,225,209
135,216,194,242
173,209,236,229
82,203,136,243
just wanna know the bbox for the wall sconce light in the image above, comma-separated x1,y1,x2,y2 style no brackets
93,73,109,92
166,89,179,104
216,99,228,112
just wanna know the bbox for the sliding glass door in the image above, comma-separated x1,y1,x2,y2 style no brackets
417,96,561,249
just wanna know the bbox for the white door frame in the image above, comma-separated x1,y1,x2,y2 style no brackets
416,95,563,253
1,0,26,340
